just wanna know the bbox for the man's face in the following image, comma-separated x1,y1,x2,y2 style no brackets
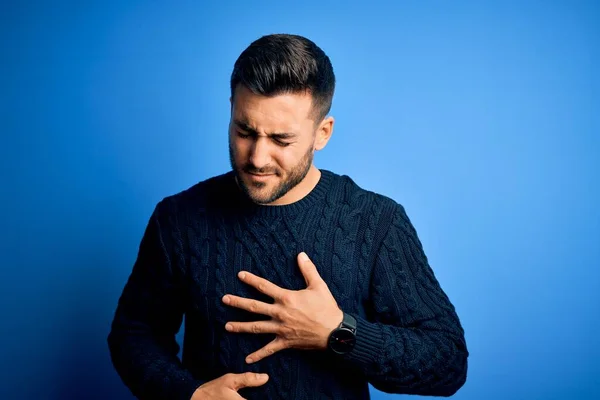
228,85,319,205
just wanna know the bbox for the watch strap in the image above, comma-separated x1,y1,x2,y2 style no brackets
340,312,357,333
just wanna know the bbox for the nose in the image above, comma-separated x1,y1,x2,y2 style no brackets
248,137,272,170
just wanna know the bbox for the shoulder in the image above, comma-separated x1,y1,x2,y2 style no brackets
154,170,237,217
325,169,403,214
325,170,419,239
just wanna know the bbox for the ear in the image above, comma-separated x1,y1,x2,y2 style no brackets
314,116,334,151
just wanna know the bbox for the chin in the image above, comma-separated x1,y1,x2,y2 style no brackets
248,190,276,204
240,180,270,202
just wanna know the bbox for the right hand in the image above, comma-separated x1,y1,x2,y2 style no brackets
191,372,269,399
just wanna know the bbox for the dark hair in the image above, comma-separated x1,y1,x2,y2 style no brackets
230,33,335,122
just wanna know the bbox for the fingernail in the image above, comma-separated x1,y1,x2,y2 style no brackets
222,295,230,304
246,357,254,364
299,252,308,262
225,323,233,331
238,271,246,280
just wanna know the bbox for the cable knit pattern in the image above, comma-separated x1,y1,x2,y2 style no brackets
214,212,232,374
108,169,468,400
357,194,382,310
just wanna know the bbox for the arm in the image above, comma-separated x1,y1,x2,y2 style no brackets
343,204,468,396
107,201,203,400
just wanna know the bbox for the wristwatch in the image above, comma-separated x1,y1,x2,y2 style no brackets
327,312,357,355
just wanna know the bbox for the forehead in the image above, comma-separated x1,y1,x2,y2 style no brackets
232,85,314,130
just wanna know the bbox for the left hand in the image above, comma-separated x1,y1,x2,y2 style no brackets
222,252,344,364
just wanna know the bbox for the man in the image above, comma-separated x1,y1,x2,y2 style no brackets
108,33,468,400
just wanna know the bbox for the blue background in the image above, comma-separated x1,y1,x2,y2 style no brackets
2,1,599,399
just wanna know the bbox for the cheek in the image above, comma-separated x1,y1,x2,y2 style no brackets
275,149,299,170
231,139,247,157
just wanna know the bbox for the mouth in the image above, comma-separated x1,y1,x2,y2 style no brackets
246,171,276,181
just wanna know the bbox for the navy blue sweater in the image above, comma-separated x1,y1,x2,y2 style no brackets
108,169,468,399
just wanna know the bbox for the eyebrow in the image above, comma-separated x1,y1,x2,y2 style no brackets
234,119,297,139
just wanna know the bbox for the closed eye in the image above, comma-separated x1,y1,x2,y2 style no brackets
274,139,292,147
238,131,292,147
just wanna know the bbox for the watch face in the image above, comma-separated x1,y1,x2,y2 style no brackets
329,328,356,354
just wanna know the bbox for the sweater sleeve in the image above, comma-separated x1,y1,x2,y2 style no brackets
107,202,204,400
342,203,468,396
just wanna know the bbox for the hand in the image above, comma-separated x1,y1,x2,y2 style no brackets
222,252,344,364
191,372,269,400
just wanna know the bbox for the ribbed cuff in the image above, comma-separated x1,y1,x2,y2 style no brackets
344,314,385,367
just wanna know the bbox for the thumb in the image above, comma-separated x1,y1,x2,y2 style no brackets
297,252,321,287
229,372,269,391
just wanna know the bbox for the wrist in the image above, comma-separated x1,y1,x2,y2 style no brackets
326,311,357,355
321,308,344,349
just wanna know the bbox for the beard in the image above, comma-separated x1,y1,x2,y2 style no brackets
229,138,314,205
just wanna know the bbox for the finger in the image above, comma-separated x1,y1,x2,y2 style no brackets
297,252,322,288
245,337,288,364
222,295,277,317
229,372,269,390
225,320,281,334
238,271,287,301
